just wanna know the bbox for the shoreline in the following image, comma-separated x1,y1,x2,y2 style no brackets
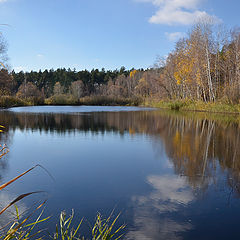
143,99,240,115
1,96,240,115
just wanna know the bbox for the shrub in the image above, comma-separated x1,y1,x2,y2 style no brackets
79,96,142,106
45,94,78,105
169,100,187,111
0,96,26,108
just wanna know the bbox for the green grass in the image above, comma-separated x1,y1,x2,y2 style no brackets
52,210,125,240
45,94,78,105
1,207,125,240
79,96,142,106
0,96,44,108
45,95,142,106
1,94,240,114
144,98,240,114
0,96,27,108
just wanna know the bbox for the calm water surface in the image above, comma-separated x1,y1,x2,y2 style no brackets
0,106,240,239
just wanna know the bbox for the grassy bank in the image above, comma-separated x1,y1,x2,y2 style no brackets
144,98,240,114
45,95,142,106
0,96,44,108
0,95,142,108
79,96,142,106
3,94,240,115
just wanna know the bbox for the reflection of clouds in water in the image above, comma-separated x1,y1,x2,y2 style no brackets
125,175,194,240
0,191,27,230
126,217,191,240
148,175,194,206
163,159,174,169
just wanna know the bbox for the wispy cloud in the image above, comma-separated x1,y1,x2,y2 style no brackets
36,54,44,58
14,66,27,72
0,0,8,3
165,32,186,41
136,0,220,25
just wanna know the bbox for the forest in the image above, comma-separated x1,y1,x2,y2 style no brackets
1,20,240,109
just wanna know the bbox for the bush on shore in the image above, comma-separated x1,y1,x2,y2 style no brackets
0,96,44,108
79,96,142,106
0,96,25,108
44,94,142,106
45,94,78,105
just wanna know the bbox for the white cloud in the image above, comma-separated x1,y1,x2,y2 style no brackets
14,66,27,72
136,0,220,25
165,31,186,41
36,54,44,58
147,175,194,205
0,0,8,3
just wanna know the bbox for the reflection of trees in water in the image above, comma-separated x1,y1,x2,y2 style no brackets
159,115,240,195
0,111,169,135
161,117,217,189
1,110,240,194
1,109,240,239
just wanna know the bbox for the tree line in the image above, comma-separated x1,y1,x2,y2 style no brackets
11,67,137,98
1,19,240,105
5,67,163,103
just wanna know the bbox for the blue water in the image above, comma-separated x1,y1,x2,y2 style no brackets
0,106,239,239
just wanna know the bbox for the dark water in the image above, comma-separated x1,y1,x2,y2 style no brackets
0,106,240,239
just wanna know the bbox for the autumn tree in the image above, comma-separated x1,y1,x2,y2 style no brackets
53,82,63,95
220,28,240,103
0,33,15,95
0,69,15,95
161,18,229,102
70,80,84,98
16,81,42,100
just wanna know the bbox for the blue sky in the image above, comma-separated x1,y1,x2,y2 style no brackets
0,0,239,72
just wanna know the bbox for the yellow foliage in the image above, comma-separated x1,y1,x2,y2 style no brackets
177,79,181,85
173,42,201,86
129,127,135,135
174,72,182,85
173,131,181,145
130,70,137,78
139,78,146,84
196,69,201,85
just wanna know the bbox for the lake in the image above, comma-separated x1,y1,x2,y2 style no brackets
0,106,240,239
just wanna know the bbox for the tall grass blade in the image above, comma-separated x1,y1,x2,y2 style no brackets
0,191,44,215
3,201,46,240
0,164,54,191
0,166,38,191
92,212,125,240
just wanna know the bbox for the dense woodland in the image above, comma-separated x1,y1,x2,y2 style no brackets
1,20,240,106
11,67,145,98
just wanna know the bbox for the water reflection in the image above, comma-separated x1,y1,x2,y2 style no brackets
0,191,27,234
0,107,240,239
1,109,240,193
126,175,193,239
